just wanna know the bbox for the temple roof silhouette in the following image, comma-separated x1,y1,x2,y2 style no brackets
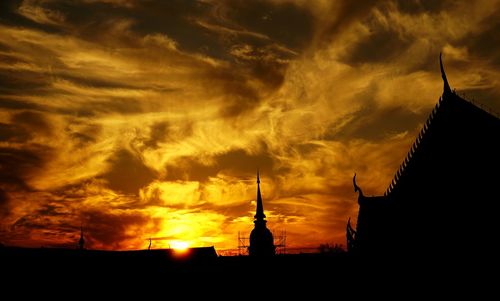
348,55,500,256
383,54,499,198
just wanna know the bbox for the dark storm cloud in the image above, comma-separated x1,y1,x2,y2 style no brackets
11,201,77,238
0,189,9,216
13,215,54,230
142,121,194,149
0,0,65,34
60,74,148,91
67,122,102,146
0,122,29,142
459,14,500,68
0,70,53,96
75,98,146,116
165,148,275,182
197,65,264,117
196,200,252,221
165,157,217,182
8,200,154,248
35,203,69,217
3,0,312,55
340,26,412,65
0,146,48,189
228,43,291,92
314,0,379,47
143,122,170,148
25,0,299,67
0,97,48,112
33,0,216,54
0,0,302,121
336,1,447,70
83,209,152,248
213,0,314,50
103,0,298,96
394,0,447,14
124,0,221,55
11,110,53,136
101,149,156,194
0,51,30,66
214,148,275,175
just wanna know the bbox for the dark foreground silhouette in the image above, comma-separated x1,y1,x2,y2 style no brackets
0,245,478,284
1,246,361,289
1,56,496,292
348,55,500,259
249,171,276,256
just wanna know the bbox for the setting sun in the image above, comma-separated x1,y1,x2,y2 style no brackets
0,0,499,253
170,241,189,251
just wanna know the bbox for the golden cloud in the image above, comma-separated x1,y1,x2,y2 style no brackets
0,0,499,250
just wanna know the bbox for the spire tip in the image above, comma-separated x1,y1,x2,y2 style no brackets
440,52,452,95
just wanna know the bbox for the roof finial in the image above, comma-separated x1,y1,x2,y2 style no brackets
440,52,452,95
79,224,85,250
353,173,363,198
254,169,266,221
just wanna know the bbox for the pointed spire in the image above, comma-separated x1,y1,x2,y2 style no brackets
440,52,452,95
79,225,85,250
254,170,266,221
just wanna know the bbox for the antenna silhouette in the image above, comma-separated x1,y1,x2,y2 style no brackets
78,224,85,250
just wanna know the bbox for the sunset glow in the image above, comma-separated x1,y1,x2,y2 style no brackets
0,0,499,251
170,241,189,251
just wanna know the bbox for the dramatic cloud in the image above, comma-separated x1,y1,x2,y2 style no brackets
1,0,499,251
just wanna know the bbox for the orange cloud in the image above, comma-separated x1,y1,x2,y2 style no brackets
0,0,499,251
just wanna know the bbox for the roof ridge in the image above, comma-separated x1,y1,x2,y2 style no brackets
385,95,445,196
454,89,500,119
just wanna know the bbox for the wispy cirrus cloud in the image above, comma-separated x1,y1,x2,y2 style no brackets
0,0,499,250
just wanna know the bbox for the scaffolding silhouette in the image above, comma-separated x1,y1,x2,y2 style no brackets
238,230,286,255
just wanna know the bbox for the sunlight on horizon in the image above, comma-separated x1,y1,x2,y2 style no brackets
1,0,498,251
170,240,189,251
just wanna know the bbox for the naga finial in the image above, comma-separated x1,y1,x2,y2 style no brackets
346,217,357,252
440,52,452,95
353,173,364,198
347,217,356,234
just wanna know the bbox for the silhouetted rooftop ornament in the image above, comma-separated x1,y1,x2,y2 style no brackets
353,173,363,199
440,52,452,96
346,217,357,253
254,169,266,221
79,226,85,250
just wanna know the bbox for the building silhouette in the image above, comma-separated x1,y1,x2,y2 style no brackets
347,54,500,257
248,171,275,256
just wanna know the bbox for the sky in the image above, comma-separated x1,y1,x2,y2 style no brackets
1,0,499,251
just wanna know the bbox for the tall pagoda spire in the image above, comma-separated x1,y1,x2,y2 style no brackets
254,170,266,222
248,170,275,256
